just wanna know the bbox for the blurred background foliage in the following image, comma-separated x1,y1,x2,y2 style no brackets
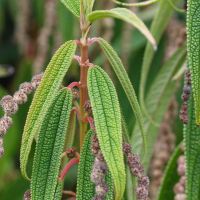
0,0,186,199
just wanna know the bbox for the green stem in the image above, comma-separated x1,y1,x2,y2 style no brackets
79,44,89,150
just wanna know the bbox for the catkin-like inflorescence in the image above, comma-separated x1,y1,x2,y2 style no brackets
13,90,28,104
93,161,107,175
0,146,4,158
183,85,191,94
90,170,105,185
138,175,150,187
177,155,185,165
66,147,76,158
20,82,33,95
31,72,44,89
185,76,191,85
92,195,104,200
95,150,105,162
173,183,185,194
174,194,186,200
91,133,99,148
127,154,140,167
24,190,31,200
130,167,140,177
179,175,186,186
0,125,7,137
0,116,13,130
135,187,148,198
181,93,190,102
122,142,132,155
95,182,109,197
1,95,18,115
0,137,3,146
72,88,80,100
84,100,93,115
177,164,185,176
91,145,100,156
185,69,190,77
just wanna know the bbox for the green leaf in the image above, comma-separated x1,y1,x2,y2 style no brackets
20,41,77,181
87,8,156,46
60,0,80,18
183,85,200,199
89,0,95,12
157,143,182,200
53,179,62,200
139,0,178,125
121,109,131,144
31,89,72,200
131,45,186,171
87,66,125,200
77,129,113,200
111,0,160,7
98,38,147,161
187,0,200,125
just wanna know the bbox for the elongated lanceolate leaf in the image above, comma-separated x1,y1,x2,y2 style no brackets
131,45,186,171
157,144,182,200
98,38,147,161
77,130,113,200
87,8,156,46
60,0,80,18
87,66,125,200
183,86,200,199
20,41,76,181
139,0,177,124
31,89,72,200
53,179,62,200
187,0,200,125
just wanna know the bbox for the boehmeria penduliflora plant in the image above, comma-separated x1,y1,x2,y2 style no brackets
3,0,200,199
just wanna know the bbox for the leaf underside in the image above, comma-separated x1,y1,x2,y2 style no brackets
87,8,156,46
98,38,147,162
76,129,113,200
20,41,76,180
183,86,200,199
139,0,178,125
31,89,72,200
87,66,125,200
131,45,186,172
60,0,80,18
187,0,200,125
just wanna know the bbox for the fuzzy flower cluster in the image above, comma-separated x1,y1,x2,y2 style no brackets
84,100,93,116
24,190,31,200
66,146,76,158
0,72,44,158
123,142,150,200
71,88,80,101
173,143,186,200
90,133,109,200
179,69,191,124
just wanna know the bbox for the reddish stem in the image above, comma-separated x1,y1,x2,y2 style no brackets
62,191,77,197
85,63,95,69
83,117,93,128
67,82,82,90
89,38,99,46
73,40,84,47
59,158,79,181
73,55,81,63
71,107,80,118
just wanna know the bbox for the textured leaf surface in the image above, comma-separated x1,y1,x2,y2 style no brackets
157,144,182,200
60,0,80,18
88,66,125,200
77,130,113,200
131,45,186,171
20,41,76,180
98,38,146,161
88,8,156,46
187,0,200,125
111,0,160,7
53,179,62,200
31,89,72,200
139,0,177,123
183,87,200,199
